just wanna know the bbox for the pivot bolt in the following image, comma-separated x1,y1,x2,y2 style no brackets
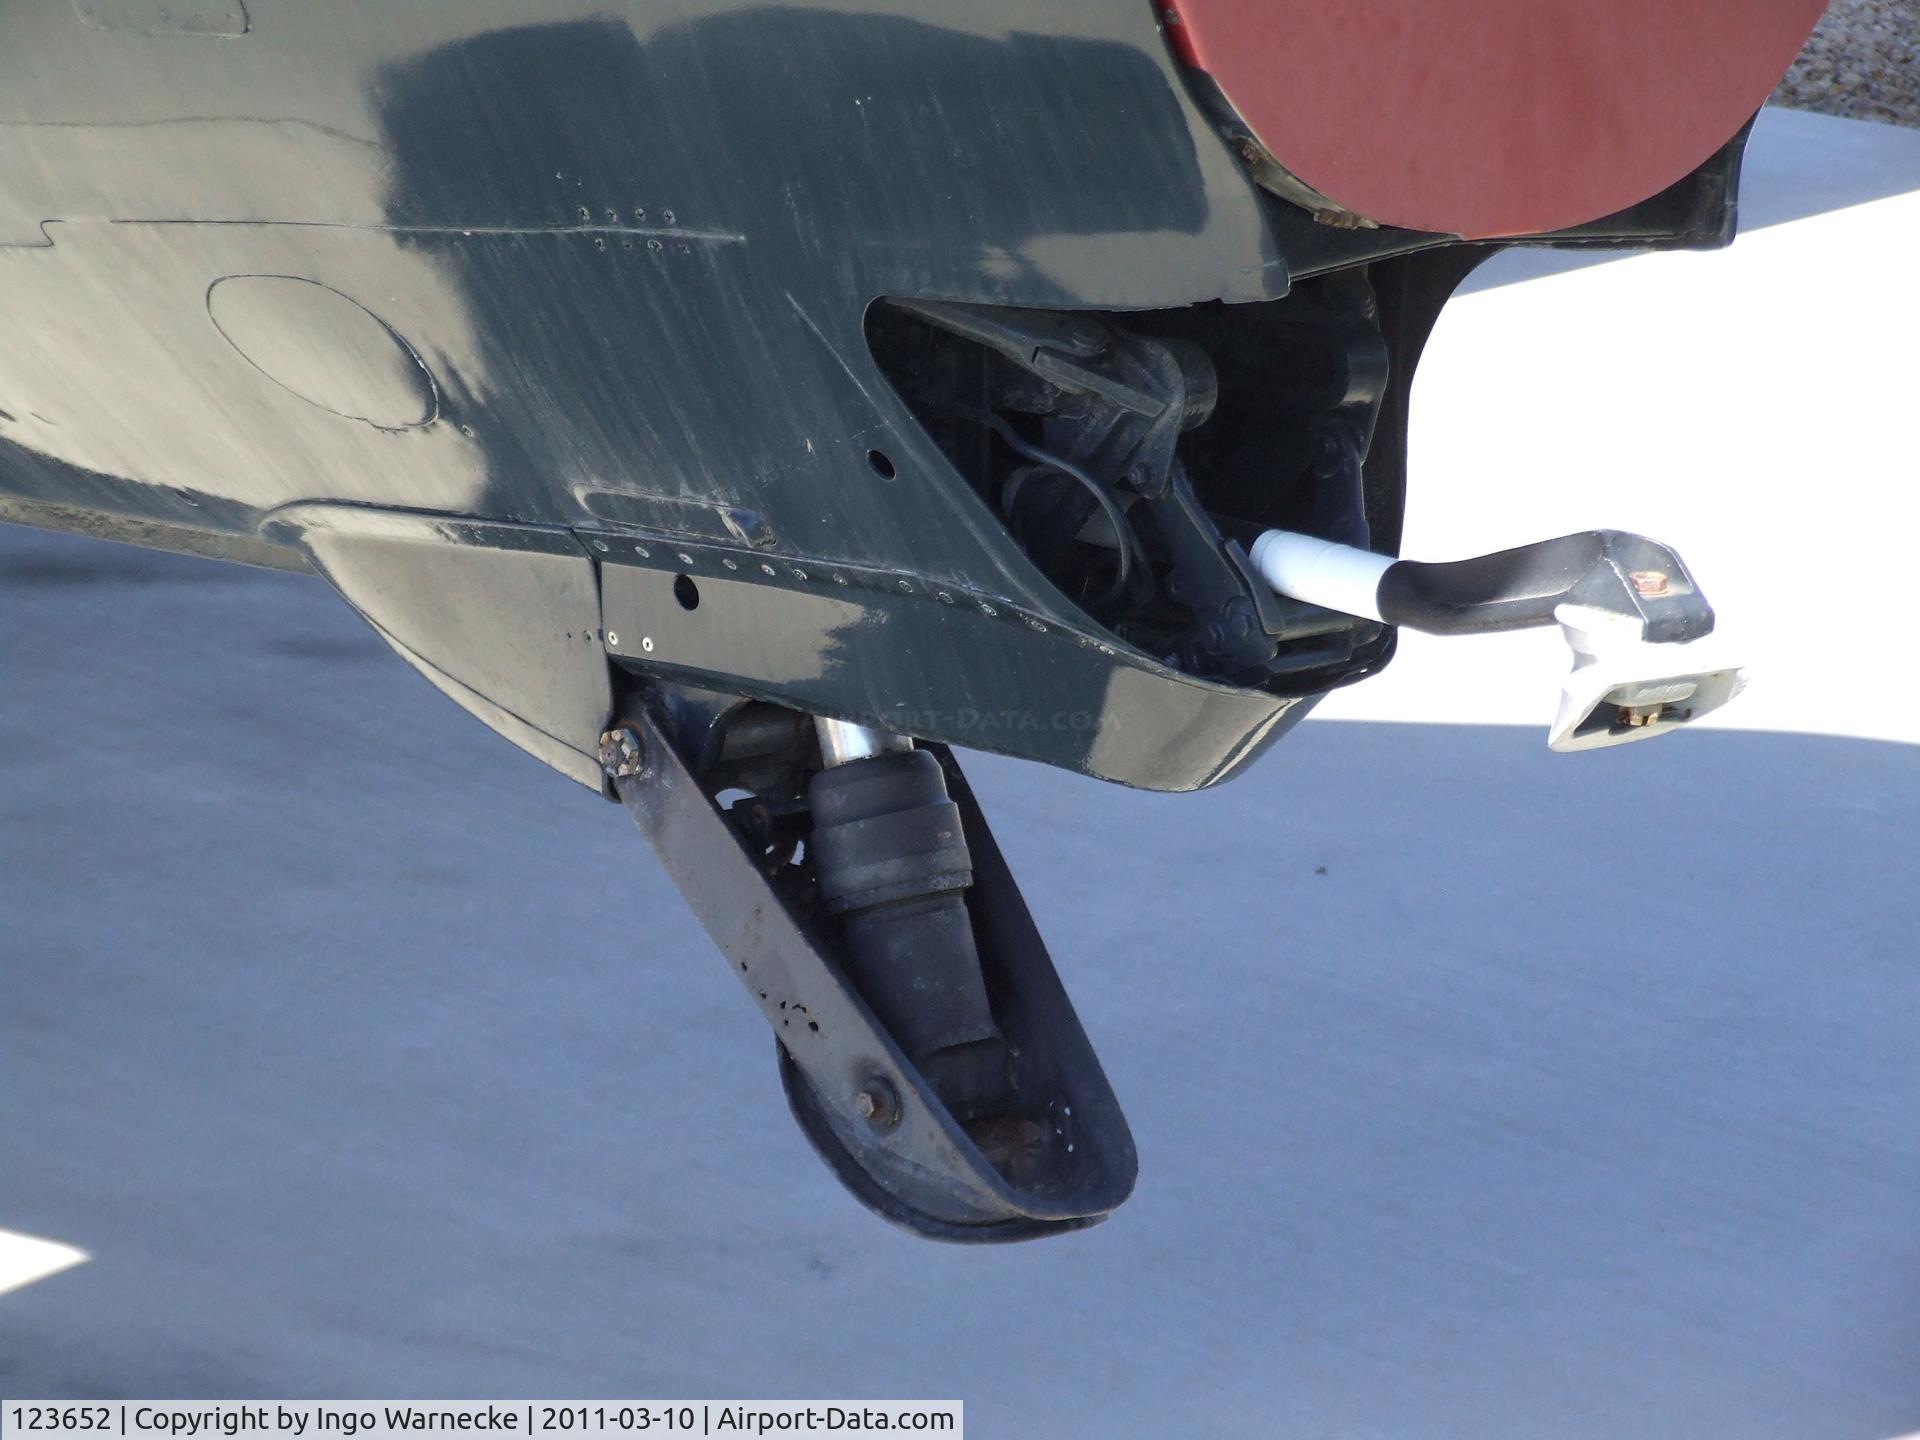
598,726,647,780
853,1077,899,1130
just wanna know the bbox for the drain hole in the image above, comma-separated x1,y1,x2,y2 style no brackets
673,574,700,610
866,448,896,480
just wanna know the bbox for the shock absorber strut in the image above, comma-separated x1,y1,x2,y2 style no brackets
600,693,1135,1239
807,719,1011,1118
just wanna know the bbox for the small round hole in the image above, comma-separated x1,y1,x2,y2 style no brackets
673,574,700,610
866,449,896,480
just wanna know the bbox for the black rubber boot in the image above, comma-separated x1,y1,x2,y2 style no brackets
807,749,1010,1116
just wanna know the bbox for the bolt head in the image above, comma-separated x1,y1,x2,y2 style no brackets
597,726,647,780
853,1077,899,1129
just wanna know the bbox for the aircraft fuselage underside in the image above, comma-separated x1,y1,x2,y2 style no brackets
1,0,1811,1237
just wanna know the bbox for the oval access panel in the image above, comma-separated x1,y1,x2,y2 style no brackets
208,275,436,429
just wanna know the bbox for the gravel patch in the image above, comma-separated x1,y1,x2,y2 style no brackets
1775,0,1920,128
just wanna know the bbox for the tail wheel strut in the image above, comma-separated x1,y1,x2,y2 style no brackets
600,689,1135,1242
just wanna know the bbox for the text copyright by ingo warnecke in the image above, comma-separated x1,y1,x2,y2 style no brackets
3,1404,960,1440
